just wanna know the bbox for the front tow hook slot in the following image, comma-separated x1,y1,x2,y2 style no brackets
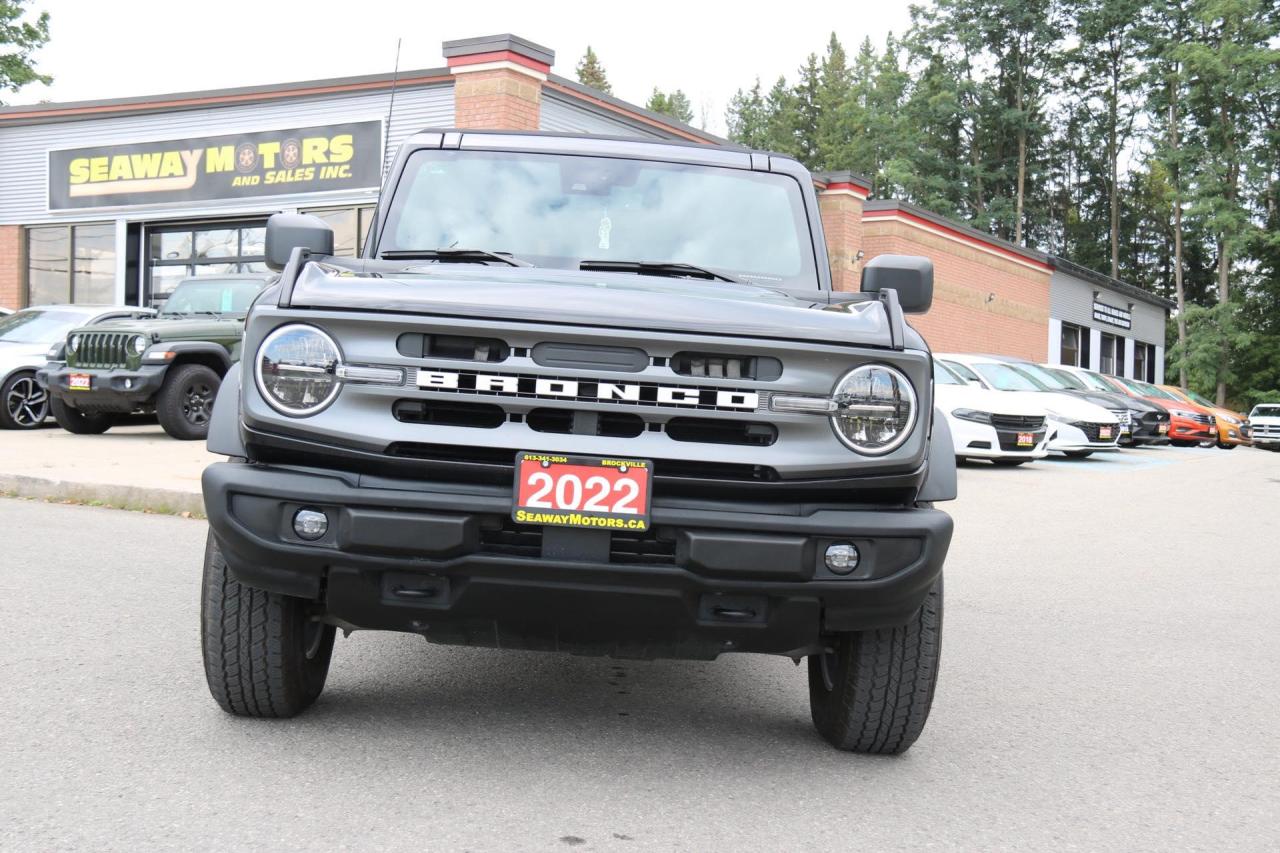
383,573,450,606
699,595,768,625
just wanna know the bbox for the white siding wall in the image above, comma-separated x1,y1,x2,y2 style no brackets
0,84,453,225
539,92,668,138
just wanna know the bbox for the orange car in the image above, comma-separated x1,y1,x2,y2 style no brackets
1099,376,1218,446
1159,385,1250,449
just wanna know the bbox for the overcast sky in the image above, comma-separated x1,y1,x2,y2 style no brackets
6,0,917,134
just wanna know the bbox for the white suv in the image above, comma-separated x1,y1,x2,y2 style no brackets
1247,404,1280,451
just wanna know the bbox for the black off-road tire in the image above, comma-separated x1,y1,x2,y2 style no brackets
808,576,943,754
200,532,335,718
156,363,220,440
1063,450,1093,459
50,396,112,434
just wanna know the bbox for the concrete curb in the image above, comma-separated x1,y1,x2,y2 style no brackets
0,474,205,518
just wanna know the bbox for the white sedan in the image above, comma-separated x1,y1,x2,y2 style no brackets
938,353,1121,458
0,304,154,430
934,360,1051,466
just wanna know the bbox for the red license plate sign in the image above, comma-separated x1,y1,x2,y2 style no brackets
68,373,91,390
1017,432,1035,447
1099,426,1113,440
513,452,652,531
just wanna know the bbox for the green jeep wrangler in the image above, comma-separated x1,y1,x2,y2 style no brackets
44,275,268,440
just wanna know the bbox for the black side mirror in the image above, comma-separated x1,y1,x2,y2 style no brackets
861,254,934,314
265,213,334,271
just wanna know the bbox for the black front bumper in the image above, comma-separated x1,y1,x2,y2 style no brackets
203,461,952,660
42,364,166,412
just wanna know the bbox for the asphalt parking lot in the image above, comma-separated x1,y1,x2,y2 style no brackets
2,445,1277,851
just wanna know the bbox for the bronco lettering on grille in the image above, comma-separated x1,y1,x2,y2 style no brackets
416,368,760,411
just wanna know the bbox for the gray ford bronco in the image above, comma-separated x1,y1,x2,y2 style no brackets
200,130,957,754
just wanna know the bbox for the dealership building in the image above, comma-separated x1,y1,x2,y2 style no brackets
0,33,1171,381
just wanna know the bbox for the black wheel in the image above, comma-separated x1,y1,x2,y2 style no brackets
990,458,1029,467
1170,439,1196,448
201,531,334,718
1216,441,1236,450
1063,450,1093,458
49,396,112,434
156,363,220,440
808,576,943,754
0,371,49,429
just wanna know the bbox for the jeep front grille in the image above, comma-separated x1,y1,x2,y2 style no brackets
71,332,132,369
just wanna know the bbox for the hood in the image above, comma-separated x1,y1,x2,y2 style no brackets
0,341,51,372
934,383,1048,417
1035,391,1119,422
287,263,895,349
67,316,243,340
1064,388,1144,411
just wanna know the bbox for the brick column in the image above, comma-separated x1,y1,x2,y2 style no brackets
0,225,23,311
813,172,871,292
444,34,554,130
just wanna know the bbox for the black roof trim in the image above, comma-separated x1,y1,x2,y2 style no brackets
0,67,451,126
1049,256,1176,311
441,33,555,66
544,75,726,145
812,170,873,191
864,199,1051,266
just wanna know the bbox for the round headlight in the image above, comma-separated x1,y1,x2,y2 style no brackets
831,364,917,454
255,324,341,416
68,334,80,353
131,335,147,355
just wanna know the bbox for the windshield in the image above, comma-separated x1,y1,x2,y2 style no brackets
1185,389,1216,408
975,362,1047,391
1010,363,1071,390
0,309,93,343
933,361,964,385
1072,370,1115,392
942,360,981,383
1131,380,1179,401
1042,367,1088,390
160,279,264,317
1252,405,1280,418
379,150,819,289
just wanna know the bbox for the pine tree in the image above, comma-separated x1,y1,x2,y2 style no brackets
0,0,52,103
574,46,612,94
645,88,693,124
726,79,768,149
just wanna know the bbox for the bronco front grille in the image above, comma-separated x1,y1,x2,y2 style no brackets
71,332,132,368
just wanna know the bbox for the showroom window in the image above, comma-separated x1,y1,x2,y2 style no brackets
1100,333,1118,375
146,221,268,302
26,223,116,306
301,206,376,257
1134,343,1156,383
1060,322,1083,366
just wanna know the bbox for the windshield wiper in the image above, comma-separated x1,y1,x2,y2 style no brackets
380,249,531,267
579,259,738,283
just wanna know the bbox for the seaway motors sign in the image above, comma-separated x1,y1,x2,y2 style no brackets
48,121,382,210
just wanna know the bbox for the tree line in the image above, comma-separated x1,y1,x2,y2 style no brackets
579,3,1279,407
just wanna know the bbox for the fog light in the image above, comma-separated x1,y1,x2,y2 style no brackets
293,508,328,540
824,542,860,574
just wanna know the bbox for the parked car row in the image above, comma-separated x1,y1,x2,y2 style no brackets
1,275,268,439
933,351,1265,466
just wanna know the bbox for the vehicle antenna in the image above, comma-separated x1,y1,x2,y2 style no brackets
382,38,402,175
